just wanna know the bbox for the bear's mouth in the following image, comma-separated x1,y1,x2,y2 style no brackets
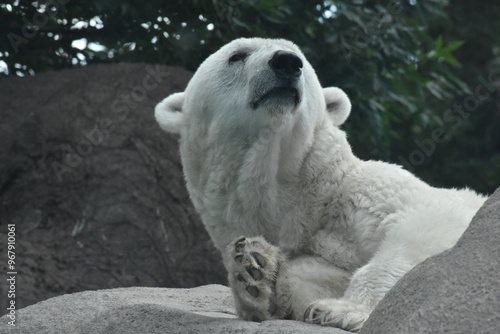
251,87,300,109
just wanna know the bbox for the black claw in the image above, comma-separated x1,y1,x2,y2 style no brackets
235,238,246,252
304,305,314,321
251,252,267,268
234,236,246,245
236,273,246,282
246,285,259,298
235,236,246,243
234,253,244,263
247,267,263,281
304,305,322,323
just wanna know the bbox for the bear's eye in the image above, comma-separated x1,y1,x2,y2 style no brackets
228,52,248,63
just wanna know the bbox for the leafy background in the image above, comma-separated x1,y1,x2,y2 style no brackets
1,0,499,193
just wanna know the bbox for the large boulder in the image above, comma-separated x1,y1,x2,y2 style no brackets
362,187,500,333
0,64,225,312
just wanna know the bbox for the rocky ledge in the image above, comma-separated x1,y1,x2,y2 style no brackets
2,190,499,334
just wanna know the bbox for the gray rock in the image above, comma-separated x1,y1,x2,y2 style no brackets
2,190,498,334
0,64,225,312
0,284,350,334
362,187,500,334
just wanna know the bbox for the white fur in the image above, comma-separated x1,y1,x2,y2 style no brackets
155,38,488,331
324,87,351,126
155,92,185,134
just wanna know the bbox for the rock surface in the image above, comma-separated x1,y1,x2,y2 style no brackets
1,188,498,334
0,64,225,312
0,285,349,334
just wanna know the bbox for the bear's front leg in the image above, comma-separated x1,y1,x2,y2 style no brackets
227,236,287,321
304,258,413,332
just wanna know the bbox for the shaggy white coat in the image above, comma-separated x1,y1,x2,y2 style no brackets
155,38,487,331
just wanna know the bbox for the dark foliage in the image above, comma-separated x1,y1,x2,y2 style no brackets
0,0,498,189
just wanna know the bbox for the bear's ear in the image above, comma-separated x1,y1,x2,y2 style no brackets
323,87,351,126
155,92,185,134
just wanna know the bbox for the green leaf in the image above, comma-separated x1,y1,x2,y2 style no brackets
443,40,464,52
435,35,443,50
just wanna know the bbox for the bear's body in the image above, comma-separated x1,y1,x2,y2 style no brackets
155,38,487,331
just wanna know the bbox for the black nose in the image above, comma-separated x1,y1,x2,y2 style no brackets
269,50,303,80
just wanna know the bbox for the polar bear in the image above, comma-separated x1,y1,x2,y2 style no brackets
154,38,487,331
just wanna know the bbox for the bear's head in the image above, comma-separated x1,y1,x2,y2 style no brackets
155,38,351,139
155,38,354,250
